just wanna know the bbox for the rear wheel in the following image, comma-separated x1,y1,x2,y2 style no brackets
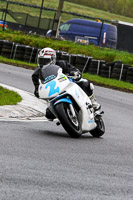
90,118,105,137
55,103,82,138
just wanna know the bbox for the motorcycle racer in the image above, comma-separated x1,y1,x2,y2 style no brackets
32,47,101,120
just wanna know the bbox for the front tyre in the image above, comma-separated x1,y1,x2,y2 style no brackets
90,118,105,137
55,103,82,138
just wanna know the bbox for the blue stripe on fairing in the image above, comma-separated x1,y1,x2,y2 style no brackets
54,98,72,106
88,120,95,123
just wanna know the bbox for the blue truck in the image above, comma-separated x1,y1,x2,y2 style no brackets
58,18,117,49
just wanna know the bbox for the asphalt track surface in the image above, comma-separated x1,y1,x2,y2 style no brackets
0,63,133,200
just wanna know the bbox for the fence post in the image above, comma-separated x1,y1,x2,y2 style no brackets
1,11,4,20
119,64,124,81
98,20,104,46
52,13,56,31
38,0,44,29
3,1,9,31
53,0,64,37
97,60,100,75
24,13,29,32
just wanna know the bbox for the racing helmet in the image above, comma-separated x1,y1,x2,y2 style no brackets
37,47,56,67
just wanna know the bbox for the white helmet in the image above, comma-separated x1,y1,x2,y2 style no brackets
37,47,56,67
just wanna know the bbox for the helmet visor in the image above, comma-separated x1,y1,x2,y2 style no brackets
38,57,51,66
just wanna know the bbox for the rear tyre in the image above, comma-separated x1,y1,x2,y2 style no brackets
55,103,82,138
90,118,105,137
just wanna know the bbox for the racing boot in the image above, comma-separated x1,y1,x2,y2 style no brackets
89,94,101,111
45,107,56,121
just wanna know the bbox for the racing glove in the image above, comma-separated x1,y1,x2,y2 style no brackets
69,71,82,81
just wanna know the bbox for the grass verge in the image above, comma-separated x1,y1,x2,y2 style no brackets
0,55,36,70
0,86,22,106
1,29,133,66
83,73,133,93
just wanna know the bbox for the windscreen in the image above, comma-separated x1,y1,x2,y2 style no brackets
40,64,60,83
59,23,71,31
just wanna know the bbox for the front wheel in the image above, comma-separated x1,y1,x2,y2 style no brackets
90,118,105,137
55,103,82,138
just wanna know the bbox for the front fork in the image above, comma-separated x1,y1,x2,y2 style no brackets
69,103,76,118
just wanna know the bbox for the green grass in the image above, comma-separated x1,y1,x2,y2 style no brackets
0,55,36,69
83,73,133,93
0,30,133,98
0,86,22,106
1,0,133,23
1,29,133,66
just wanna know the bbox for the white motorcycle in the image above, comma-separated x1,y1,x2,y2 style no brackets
38,64,105,138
